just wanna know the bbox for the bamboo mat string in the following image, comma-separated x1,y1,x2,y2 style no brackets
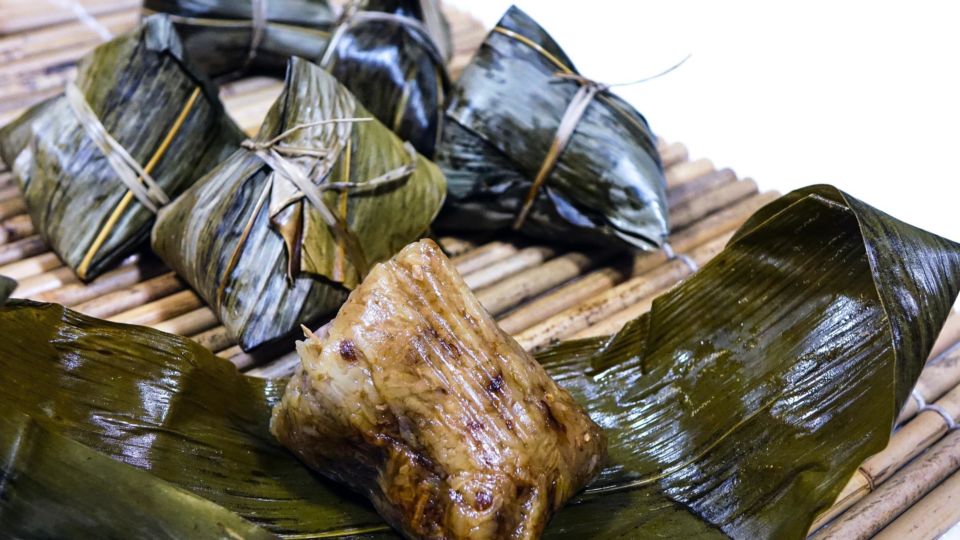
661,241,699,273
46,0,114,42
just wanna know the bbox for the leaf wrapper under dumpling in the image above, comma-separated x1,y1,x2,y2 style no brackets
152,57,446,351
435,6,668,250
0,16,243,281
1,185,958,539
145,0,449,156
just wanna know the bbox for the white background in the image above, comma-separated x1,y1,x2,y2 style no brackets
447,0,960,244
447,1,960,537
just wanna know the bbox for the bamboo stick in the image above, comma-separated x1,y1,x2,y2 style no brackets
450,241,518,275
191,326,235,355
665,158,714,189
666,168,736,208
0,10,137,62
12,265,77,297
658,142,688,169
810,382,960,530
436,236,477,257
0,251,60,280
514,238,728,352
476,250,609,316
498,191,779,336
71,272,183,319
873,467,960,540
0,235,45,266
496,267,627,336
0,214,35,246
812,430,960,540
32,258,163,307
670,178,757,230
462,246,556,290
151,307,218,336
245,350,300,377
571,233,735,340
0,0,139,35
109,289,202,326
0,196,26,221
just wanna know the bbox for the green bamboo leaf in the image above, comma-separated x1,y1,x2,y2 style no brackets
146,0,450,156
435,6,668,250
1,185,957,538
0,15,243,281
152,57,446,351
0,276,15,304
0,406,276,539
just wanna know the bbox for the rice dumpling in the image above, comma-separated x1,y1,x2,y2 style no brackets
271,239,606,540
146,0,450,155
141,0,336,80
152,57,446,352
434,6,668,250
0,15,243,281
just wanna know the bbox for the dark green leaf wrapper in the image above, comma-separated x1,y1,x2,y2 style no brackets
0,276,15,304
435,7,668,250
146,0,449,156
0,16,243,281
151,57,446,352
142,0,335,79
2,185,958,539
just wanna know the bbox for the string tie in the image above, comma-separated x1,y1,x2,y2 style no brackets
64,83,170,213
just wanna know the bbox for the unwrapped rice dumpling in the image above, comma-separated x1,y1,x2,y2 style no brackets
152,57,446,351
146,0,450,155
272,239,606,540
435,6,668,250
0,16,243,281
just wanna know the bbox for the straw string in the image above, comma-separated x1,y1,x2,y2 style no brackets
245,0,268,66
227,118,417,289
47,0,113,41
319,2,434,68
64,84,170,213
512,73,605,230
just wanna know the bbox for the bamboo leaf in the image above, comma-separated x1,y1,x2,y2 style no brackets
1,185,958,538
0,406,276,539
435,7,668,250
152,57,446,351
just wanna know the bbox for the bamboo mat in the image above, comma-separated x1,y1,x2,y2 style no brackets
1,2,960,539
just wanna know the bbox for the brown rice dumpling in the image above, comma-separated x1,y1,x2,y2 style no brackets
0,16,243,281
271,239,606,540
145,0,449,155
434,6,669,250
152,57,446,351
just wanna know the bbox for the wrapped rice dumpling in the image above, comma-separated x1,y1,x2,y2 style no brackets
141,0,335,79
0,16,243,281
272,239,605,540
146,0,450,155
435,6,669,250
152,57,446,351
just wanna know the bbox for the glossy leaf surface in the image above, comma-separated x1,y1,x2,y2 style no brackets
3,185,959,539
435,7,668,250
